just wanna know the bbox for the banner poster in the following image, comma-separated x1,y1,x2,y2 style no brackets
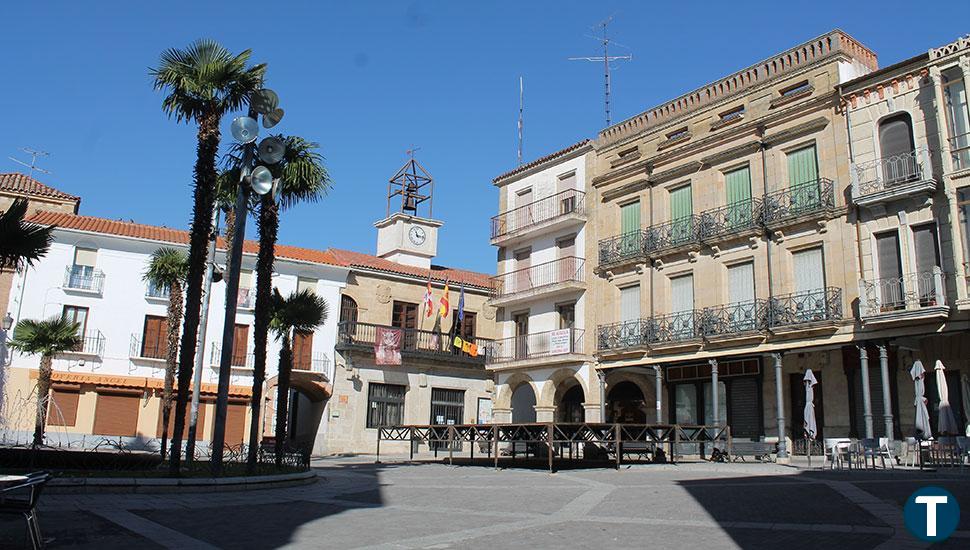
374,326,403,365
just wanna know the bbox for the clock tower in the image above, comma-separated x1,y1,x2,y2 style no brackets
374,155,442,269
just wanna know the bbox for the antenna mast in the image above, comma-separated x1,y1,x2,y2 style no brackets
569,16,632,127
517,76,524,165
8,147,51,179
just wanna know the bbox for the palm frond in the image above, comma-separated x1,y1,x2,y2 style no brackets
0,199,54,270
268,135,333,211
9,317,82,356
270,288,328,339
143,247,189,287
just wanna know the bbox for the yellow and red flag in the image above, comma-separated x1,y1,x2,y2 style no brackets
439,281,450,318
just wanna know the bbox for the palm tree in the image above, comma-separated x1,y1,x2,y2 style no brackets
270,289,328,466
151,39,265,472
9,317,81,446
242,136,331,471
142,248,188,460
0,198,54,270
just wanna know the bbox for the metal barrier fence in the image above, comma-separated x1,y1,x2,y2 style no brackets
377,422,731,472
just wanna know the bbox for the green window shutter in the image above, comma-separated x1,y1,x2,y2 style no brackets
787,145,818,188
621,201,640,234
670,184,692,220
725,167,751,204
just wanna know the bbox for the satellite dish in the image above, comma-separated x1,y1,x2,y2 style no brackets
258,137,285,164
262,108,284,129
250,166,273,195
271,179,282,203
251,89,279,115
230,116,259,143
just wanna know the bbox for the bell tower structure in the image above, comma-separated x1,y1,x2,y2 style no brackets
375,155,443,269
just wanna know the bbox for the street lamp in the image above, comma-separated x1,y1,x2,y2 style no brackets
210,89,285,475
1,312,13,368
2,312,12,331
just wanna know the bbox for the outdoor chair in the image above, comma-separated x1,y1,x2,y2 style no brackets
0,471,52,550
956,437,970,468
823,438,853,469
859,438,895,469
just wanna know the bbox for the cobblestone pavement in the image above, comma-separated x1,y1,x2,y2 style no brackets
2,458,968,549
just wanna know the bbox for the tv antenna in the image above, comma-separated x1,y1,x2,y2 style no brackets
9,147,51,178
569,15,633,127
518,76,524,165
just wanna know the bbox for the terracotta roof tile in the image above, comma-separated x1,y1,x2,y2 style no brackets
25,211,341,267
0,172,80,202
492,139,591,184
327,248,494,290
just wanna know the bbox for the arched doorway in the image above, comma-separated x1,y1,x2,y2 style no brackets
607,381,646,423
511,383,537,423
557,385,585,422
878,113,916,183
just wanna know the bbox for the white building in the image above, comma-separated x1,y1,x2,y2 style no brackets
2,211,347,454
487,140,599,424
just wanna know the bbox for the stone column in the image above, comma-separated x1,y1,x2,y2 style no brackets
771,353,788,459
858,344,874,439
709,359,719,426
535,406,556,423
654,365,663,424
878,343,894,439
492,408,512,424
597,369,607,422
583,403,602,423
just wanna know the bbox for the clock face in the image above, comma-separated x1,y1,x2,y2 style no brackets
408,225,427,246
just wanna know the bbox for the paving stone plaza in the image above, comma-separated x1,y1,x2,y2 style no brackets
1,457,967,549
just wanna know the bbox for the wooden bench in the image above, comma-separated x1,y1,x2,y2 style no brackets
728,441,775,462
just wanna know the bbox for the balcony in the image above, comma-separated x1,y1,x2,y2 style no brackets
489,256,585,307
597,230,648,272
762,178,837,230
596,311,701,354
597,319,649,353
643,216,702,258
486,328,586,368
210,344,254,370
767,287,843,333
851,149,936,208
129,334,167,362
145,281,171,301
336,321,490,367
63,266,104,295
700,299,769,344
293,353,331,376
61,330,105,358
859,269,950,325
699,199,764,245
490,189,586,245
949,131,970,173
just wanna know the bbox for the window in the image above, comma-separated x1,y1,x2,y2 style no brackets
557,303,576,329
727,262,755,303
141,315,168,359
780,80,811,98
958,188,970,267
68,247,98,290
48,388,79,426
792,247,825,294
675,384,697,424
669,184,694,245
912,224,942,305
787,145,821,212
703,381,727,425
878,113,917,183
875,232,903,310
62,305,88,351
558,172,578,213
942,67,970,170
666,127,689,141
430,388,465,425
717,105,745,124
670,274,696,339
146,280,170,299
340,295,358,325
367,383,406,428
620,285,640,322
513,312,529,359
620,201,641,255
724,166,753,228
512,248,531,294
391,301,418,330
556,235,576,263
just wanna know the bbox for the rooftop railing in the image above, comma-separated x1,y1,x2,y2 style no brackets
337,321,491,365
762,178,836,227
767,287,843,328
491,256,585,299
487,327,585,364
491,189,586,240
859,269,948,318
63,265,105,294
699,199,763,242
852,149,931,198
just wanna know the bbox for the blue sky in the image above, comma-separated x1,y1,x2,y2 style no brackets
2,1,967,274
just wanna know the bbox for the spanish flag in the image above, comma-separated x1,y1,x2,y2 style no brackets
439,281,450,318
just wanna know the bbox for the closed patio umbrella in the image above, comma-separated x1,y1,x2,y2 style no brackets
934,360,959,436
803,369,818,467
911,360,932,440
962,372,970,437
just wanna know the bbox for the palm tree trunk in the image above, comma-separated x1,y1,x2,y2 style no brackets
160,284,184,460
33,354,53,447
247,195,279,472
170,107,221,473
274,331,293,467
223,206,236,269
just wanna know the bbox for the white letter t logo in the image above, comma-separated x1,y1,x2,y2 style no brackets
915,495,948,537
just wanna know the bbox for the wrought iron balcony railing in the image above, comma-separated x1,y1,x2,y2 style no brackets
64,330,105,356
762,178,836,227
293,353,331,376
859,269,948,318
598,230,647,268
145,281,171,300
597,318,650,351
491,256,584,299
644,216,702,255
699,199,764,242
63,265,105,294
648,310,701,344
491,189,586,240
337,321,491,364
950,131,970,172
130,333,167,360
700,299,769,337
852,149,931,198
767,287,843,328
210,344,254,369
487,328,584,364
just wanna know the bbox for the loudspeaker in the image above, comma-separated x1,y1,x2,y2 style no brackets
230,116,258,143
250,166,273,195
257,137,285,164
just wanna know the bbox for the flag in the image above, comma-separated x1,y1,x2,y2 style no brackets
423,277,434,318
453,335,463,349
457,283,465,322
439,281,450,318
431,311,442,350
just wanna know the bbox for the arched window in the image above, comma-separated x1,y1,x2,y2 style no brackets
339,295,358,325
878,113,916,184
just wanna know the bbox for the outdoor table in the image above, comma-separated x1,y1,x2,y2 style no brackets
0,475,28,488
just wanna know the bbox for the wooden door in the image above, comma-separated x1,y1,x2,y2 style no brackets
142,315,168,359
292,331,313,371
224,402,247,446
232,324,249,367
